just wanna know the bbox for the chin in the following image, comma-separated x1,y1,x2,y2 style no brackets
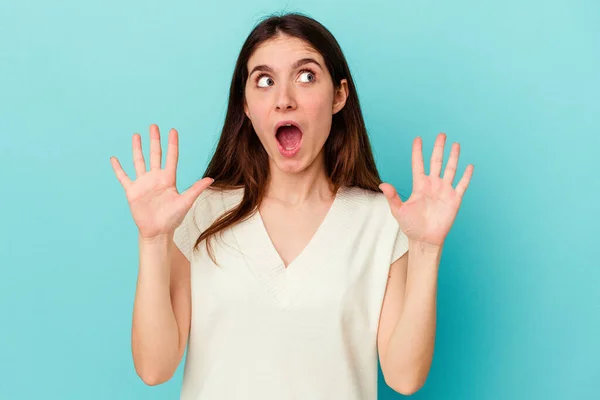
274,158,308,174
271,151,313,175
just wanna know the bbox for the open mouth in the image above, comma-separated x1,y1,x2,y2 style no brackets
275,122,303,153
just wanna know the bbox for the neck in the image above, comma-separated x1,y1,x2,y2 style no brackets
265,152,334,205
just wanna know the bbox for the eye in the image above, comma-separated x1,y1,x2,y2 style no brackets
298,69,316,83
256,75,274,88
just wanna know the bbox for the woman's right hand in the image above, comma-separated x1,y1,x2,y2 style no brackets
110,124,214,241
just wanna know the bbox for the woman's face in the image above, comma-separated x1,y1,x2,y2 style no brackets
244,34,348,175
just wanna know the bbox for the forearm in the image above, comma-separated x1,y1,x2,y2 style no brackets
384,240,442,392
131,233,180,384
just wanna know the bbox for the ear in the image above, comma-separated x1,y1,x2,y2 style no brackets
332,79,349,115
244,100,252,120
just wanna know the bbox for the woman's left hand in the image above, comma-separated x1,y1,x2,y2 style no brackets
380,133,474,248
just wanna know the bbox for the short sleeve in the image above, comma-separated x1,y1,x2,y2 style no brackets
172,194,204,261
390,225,409,264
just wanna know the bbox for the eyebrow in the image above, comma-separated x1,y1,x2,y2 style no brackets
248,57,323,77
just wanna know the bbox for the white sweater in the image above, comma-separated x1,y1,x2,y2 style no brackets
173,185,409,400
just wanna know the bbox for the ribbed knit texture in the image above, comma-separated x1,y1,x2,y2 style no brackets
173,186,409,400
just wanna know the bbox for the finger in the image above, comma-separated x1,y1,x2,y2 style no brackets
442,142,460,185
110,156,132,189
455,164,474,198
181,177,215,206
430,132,446,177
149,124,162,170
412,136,425,180
132,133,146,177
379,182,403,210
165,128,179,175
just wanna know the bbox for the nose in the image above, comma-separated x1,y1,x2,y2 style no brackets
275,83,297,111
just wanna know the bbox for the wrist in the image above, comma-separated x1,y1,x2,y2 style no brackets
408,240,443,275
138,232,172,246
408,239,443,255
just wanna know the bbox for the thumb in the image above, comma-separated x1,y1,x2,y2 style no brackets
379,182,403,211
181,177,214,207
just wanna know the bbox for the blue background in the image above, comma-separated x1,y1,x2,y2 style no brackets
1,0,598,399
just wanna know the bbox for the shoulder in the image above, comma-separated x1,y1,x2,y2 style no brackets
336,185,408,261
339,185,392,216
339,185,401,234
187,186,244,232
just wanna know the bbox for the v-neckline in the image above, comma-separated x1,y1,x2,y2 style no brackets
254,186,344,271
225,186,351,308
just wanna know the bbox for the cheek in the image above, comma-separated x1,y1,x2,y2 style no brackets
247,105,274,145
245,97,267,128
245,89,266,116
303,86,333,114
303,93,334,136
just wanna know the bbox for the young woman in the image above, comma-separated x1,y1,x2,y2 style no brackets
110,12,473,400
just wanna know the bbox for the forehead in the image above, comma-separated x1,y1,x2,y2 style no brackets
247,35,324,69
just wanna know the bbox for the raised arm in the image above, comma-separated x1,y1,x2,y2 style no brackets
110,124,213,385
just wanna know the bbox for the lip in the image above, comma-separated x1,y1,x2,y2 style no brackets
274,120,303,135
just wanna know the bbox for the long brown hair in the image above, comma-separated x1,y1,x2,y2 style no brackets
195,12,384,262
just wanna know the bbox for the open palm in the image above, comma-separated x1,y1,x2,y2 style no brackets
380,133,474,247
110,124,213,240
